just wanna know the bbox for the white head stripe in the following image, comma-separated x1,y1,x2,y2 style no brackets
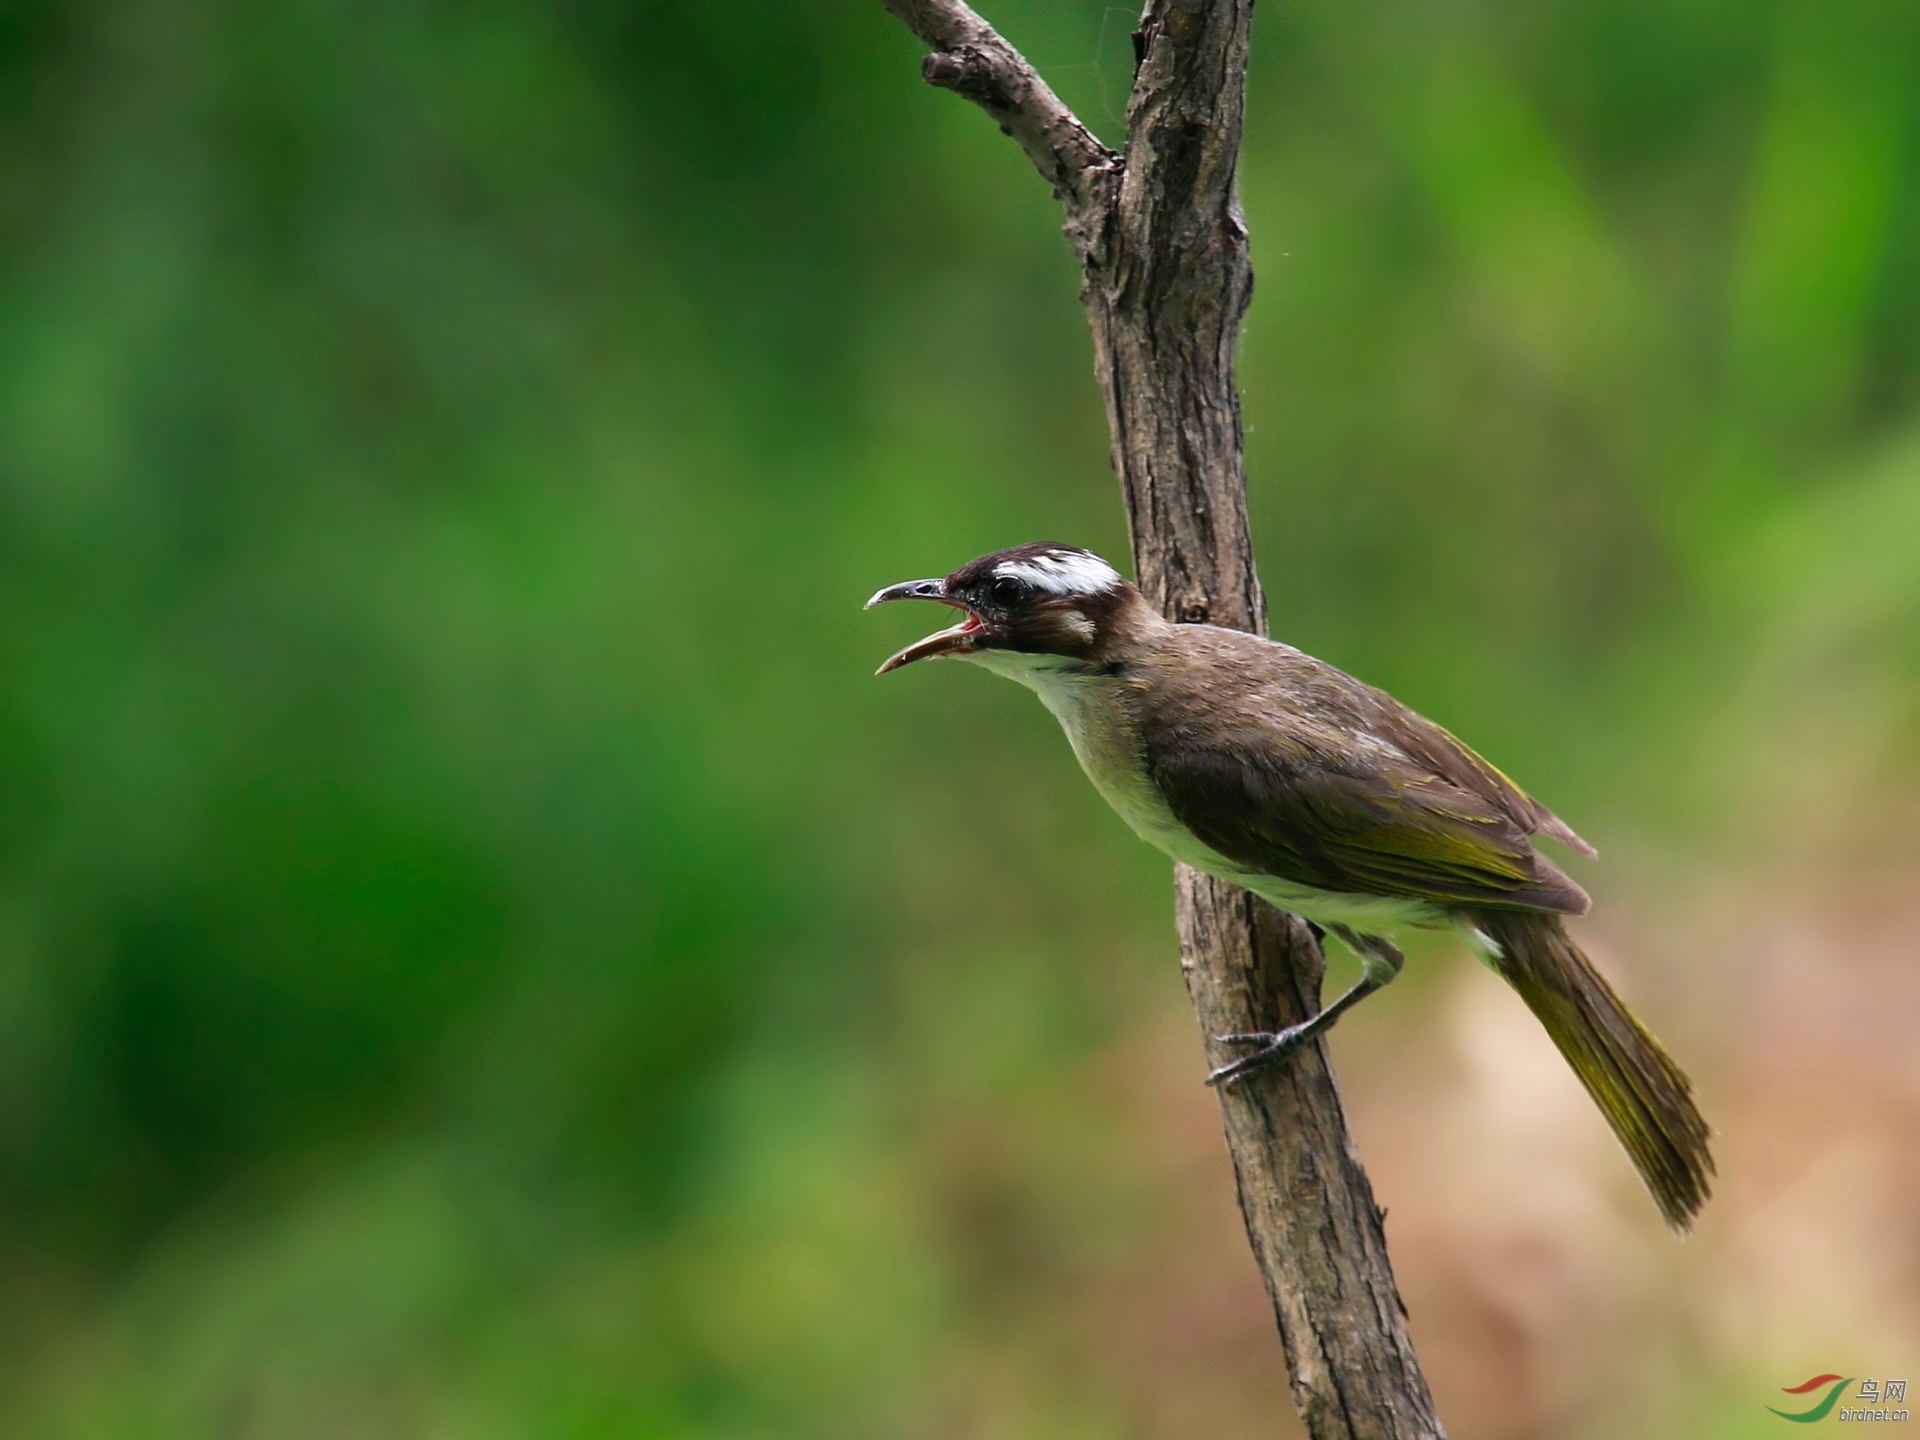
992,552,1122,596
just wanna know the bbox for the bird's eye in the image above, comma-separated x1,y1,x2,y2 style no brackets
988,576,1027,606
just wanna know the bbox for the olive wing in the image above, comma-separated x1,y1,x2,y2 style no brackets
1145,730,1590,915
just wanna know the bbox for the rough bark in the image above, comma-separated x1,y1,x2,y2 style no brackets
873,3,1446,1435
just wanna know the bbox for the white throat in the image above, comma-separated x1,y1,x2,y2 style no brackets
958,647,1086,696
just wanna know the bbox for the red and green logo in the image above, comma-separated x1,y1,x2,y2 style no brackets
1768,1375,1851,1423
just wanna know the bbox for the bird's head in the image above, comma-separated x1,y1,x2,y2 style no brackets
866,543,1144,676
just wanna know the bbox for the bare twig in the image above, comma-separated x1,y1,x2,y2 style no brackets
873,2,1446,1435
876,0,1118,226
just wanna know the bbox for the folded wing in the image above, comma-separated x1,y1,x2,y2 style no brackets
1146,728,1591,915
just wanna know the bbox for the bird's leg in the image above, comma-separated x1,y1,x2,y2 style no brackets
1206,927,1405,1088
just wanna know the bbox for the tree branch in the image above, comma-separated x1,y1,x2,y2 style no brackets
873,2,1446,1435
877,0,1118,225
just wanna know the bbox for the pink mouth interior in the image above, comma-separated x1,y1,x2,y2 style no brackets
876,596,992,674
921,597,984,641
875,602,983,683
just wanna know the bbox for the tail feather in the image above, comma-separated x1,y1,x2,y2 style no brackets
1474,910,1714,1230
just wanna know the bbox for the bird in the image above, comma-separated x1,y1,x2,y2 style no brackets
868,541,1713,1229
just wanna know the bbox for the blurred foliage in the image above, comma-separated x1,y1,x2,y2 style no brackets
0,0,1914,1435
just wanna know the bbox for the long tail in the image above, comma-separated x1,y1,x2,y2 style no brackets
1473,910,1714,1230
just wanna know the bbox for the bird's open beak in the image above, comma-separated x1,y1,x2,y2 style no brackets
865,577,987,674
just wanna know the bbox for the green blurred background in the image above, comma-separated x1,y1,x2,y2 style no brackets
0,0,1916,1435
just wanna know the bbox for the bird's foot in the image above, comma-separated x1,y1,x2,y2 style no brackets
1206,1024,1315,1088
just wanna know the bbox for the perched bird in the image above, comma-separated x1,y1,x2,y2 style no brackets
868,542,1713,1229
